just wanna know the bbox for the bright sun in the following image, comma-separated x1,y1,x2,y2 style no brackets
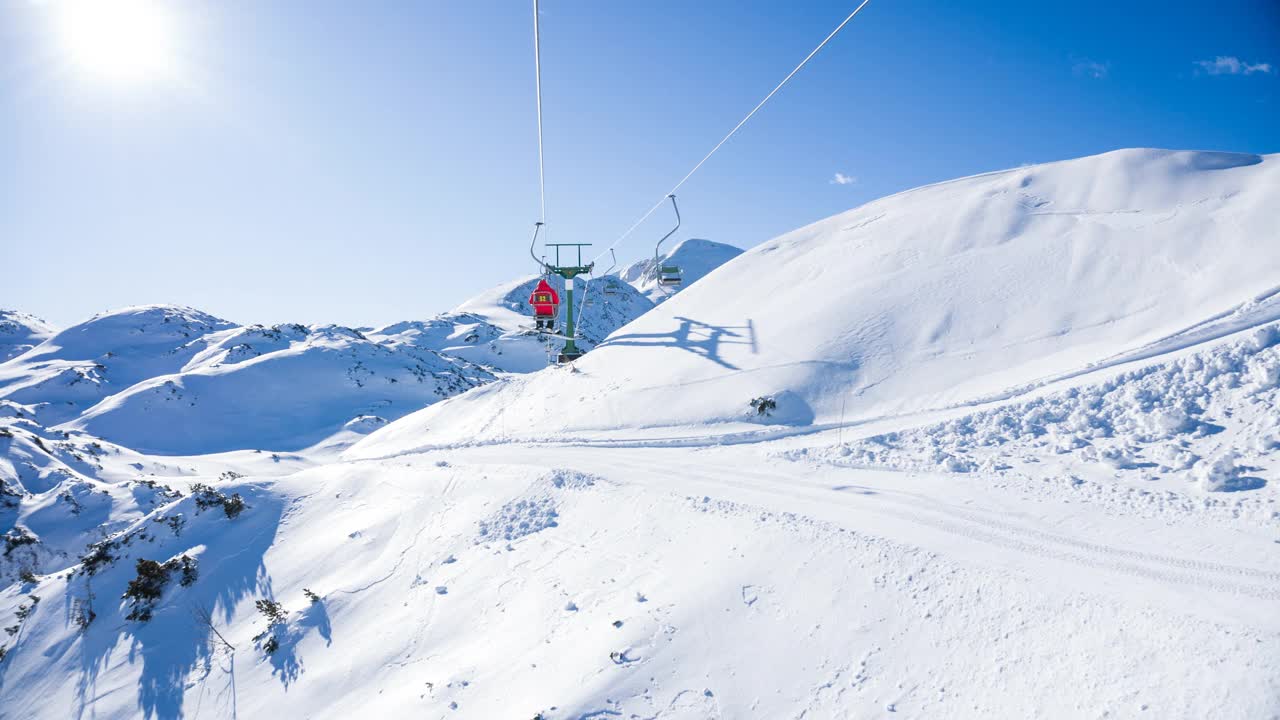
55,0,177,85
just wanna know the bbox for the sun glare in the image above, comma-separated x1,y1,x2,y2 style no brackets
55,0,177,85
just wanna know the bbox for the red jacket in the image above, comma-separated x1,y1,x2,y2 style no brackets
528,278,560,318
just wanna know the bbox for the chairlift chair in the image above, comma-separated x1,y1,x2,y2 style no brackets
653,194,683,294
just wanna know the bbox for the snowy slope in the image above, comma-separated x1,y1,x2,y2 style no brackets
3,148,1279,720
352,149,1280,452
0,307,495,455
2,438,1276,719
0,311,55,364
0,306,234,425
371,274,655,373
65,323,494,455
619,238,744,303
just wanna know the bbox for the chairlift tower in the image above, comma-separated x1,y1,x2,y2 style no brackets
543,242,594,362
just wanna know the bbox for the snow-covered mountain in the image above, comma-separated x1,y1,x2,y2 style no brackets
0,306,237,426
67,323,493,455
353,149,1280,452
3,149,1278,720
371,274,656,373
619,238,744,303
0,306,493,454
0,311,55,363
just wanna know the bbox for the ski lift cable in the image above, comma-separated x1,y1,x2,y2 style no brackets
533,0,548,227
591,0,874,264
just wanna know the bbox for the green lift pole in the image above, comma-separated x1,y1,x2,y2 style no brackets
543,243,594,363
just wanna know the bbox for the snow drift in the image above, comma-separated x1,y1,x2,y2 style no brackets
351,149,1280,455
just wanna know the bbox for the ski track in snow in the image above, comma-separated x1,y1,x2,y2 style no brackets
455,447,1280,610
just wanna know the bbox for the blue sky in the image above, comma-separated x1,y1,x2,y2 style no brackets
3,0,1277,328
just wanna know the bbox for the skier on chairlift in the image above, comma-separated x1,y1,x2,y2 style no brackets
529,277,560,331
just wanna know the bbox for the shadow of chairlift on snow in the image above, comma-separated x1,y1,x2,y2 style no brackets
601,317,758,370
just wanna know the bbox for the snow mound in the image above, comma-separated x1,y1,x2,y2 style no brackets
65,324,493,455
350,149,1280,454
0,311,55,363
794,321,1278,506
619,238,745,303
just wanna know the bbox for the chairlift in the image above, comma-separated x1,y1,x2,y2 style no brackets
600,249,619,296
653,194,683,293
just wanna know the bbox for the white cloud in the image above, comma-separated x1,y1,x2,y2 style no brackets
830,172,858,186
1072,59,1109,79
1194,56,1273,76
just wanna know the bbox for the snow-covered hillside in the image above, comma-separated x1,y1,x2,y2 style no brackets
0,306,493,455
619,238,744,303
353,149,1280,452
0,306,234,425
68,323,493,455
2,149,1278,720
0,312,55,363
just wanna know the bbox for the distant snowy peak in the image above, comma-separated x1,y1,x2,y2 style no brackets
407,273,657,373
0,305,240,423
0,306,498,451
68,320,495,455
31,304,237,363
0,310,55,363
619,238,744,303
462,273,655,345
371,313,504,352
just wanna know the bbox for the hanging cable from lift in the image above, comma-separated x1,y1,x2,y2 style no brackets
523,0,874,361
594,0,874,265
525,0,595,363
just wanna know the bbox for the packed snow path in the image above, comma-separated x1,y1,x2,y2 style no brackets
434,444,1280,620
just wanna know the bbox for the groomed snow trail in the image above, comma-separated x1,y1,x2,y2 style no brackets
442,444,1280,622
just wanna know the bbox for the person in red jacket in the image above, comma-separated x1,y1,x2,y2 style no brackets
528,278,560,331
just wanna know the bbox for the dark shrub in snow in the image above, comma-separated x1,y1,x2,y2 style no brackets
191,483,247,519
123,555,198,621
749,396,777,416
